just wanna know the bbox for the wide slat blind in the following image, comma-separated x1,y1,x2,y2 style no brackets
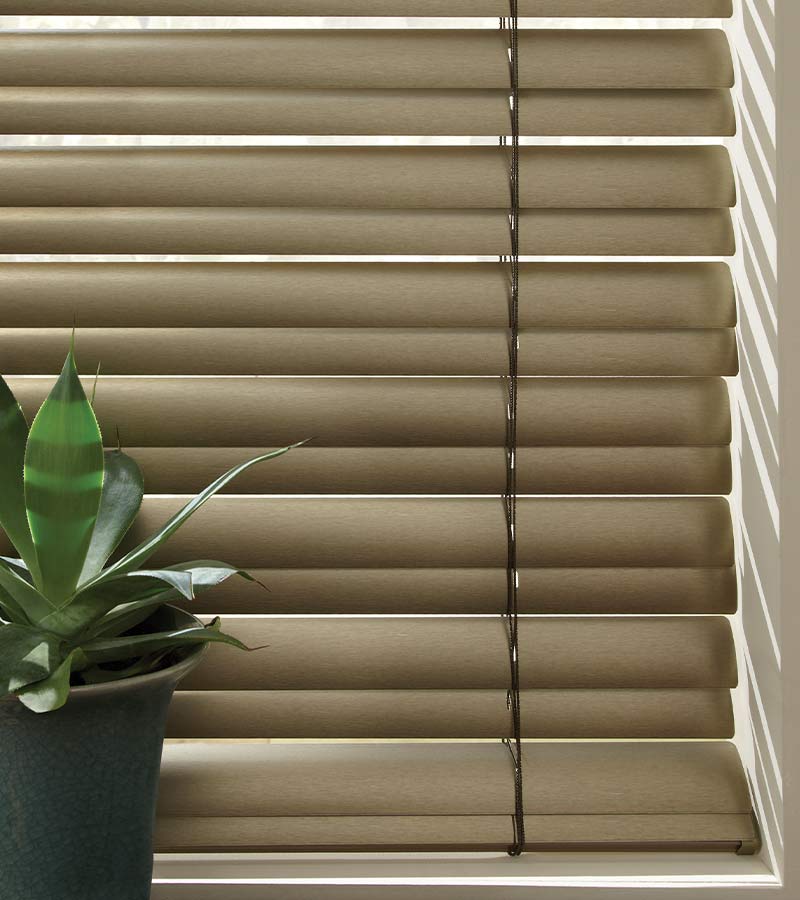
0,5,758,856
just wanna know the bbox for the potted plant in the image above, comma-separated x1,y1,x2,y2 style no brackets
0,347,299,900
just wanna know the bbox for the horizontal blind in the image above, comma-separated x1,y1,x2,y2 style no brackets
0,5,757,856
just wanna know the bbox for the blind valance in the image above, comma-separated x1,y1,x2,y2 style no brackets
0,1,735,15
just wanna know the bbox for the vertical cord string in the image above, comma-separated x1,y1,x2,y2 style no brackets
501,0,525,858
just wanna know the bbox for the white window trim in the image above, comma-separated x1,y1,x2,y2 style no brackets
152,851,778,897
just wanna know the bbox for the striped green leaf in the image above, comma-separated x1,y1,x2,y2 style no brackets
24,352,104,605
79,449,144,585
0,375,41,583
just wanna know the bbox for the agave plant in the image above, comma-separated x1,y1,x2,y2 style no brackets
0,348,297,714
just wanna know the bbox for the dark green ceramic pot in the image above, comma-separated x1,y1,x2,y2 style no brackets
0,606,205,900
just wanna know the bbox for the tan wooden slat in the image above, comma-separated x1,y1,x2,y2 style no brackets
0,208,735,255
181,616,737,690
0,497,734,568
0,88,737,136
116,446,733,495
0,31,734,90
166,689,734,738
189,566,739,615
9,376,732,447
157,742,751,817
0,327,739,376
0,263,736,328
111,497,737,568
0,147,735,209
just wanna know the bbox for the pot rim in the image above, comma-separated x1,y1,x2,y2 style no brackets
66,604,208,699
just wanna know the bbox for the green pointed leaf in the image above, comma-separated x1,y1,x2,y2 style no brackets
80,620,249,665
170,560,257,585
16,648,80,713
0,376,40,582
0,623,62,696
78,444,303,594
0,558,55,624
130,569,195,599
79,449,144,585
24,352,104,605
84,562,256,640
169,561,260,589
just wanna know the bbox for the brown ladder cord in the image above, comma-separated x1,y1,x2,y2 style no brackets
500,0,525,858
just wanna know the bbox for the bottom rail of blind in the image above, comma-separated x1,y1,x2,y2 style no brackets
155,741,757,855
155,814,759,856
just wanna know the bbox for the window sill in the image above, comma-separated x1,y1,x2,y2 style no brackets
152,850,778,897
